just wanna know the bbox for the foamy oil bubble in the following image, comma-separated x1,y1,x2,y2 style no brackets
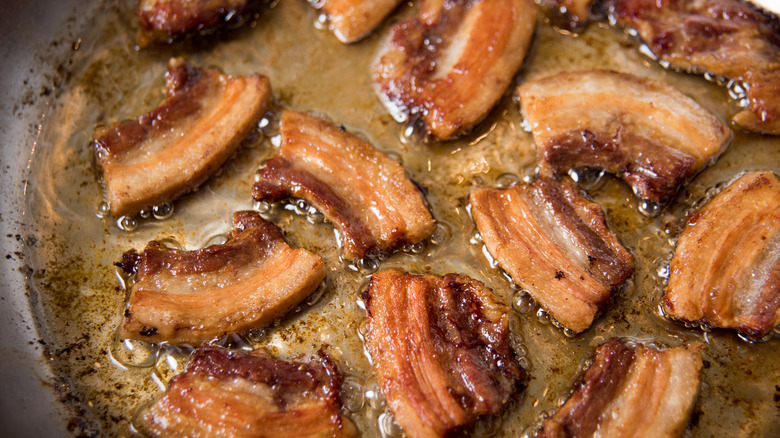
378,411,403,437
356,255,381,274
152,202,174,220
155,344,191,383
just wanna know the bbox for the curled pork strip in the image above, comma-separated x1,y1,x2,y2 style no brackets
373,0,537,140
252,110,435,260
517,70,732,202
119,211,326,344
136,0,256,47
93,58,271,217
664,171,780,339
363,269,525,438
318,0,403,43
138,346,357,438
539,0,780,135
470,177,634,333
541,340,703,438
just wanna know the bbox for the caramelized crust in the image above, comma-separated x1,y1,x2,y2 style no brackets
138,347,357,438
664,171,780,339
320,0,403,43
252,110,435,260
136,0,254,47
373,0,536,140
469,177,634,332
541,340,703,438
539,0,780,135
119,211,326,344
364,269,525,438
517,70,732,202
93,58,271,217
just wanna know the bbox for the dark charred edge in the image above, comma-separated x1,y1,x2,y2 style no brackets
139,326,158,337
135,0,265,48
133,211,281,278
541,129,697,203
252,156,378,258
540,339,636,437
115,249,140,275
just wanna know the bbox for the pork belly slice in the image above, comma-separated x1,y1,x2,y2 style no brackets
136,0,256,47
373,0,536,140
664,171,780,339
252,110,435,260
517,70,732,202
363,269,525,438
539,0,780,135
541,340,703,438
469,177,634,333
318,0,403,43
138,346,358,438
93,58,271,217
118,211,326,344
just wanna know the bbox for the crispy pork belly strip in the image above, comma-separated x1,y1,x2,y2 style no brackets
469,177,634,332
252,110,435,260
93,58,271,218
373,0,536,140
664,171,780,339
364,269,524,438
319,0,403,43
541,340,703,438
136,0,255,47
119,211,326,344
138,346,357,438
517,70,732,202
539,0,780,135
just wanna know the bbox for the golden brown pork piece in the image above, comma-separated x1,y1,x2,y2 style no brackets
664,171,780,339
517,70,732,202
138,346,357,438
319,0,403,43
541,340,703,438
136,0,255,47
252,110,435,260
93,58,271,218
469,177,634,333
118,211,326,344
539,0,780,135
363,269,525,438
373,0,536,140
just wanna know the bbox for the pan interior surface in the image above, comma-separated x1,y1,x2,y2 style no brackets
13,0,780,436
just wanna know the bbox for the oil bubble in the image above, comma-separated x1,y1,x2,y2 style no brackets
496,173,520,188
512,292,534,315
152,202,174,220
96,201,110,218
378,411,403,437
305,282,328,306
109,336,158,369
430,222,451,245
117,216,138,232
357,255,380,274
638,199,661,218
341,377,366,412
